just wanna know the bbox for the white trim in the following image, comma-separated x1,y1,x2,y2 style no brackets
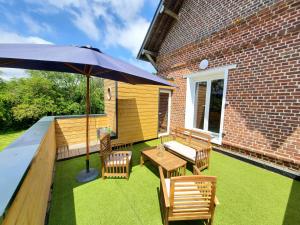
184,65,236,145
158,89,172,137
204,81,211,130
218,69,229,143
183,64,237,79
185,78,194,129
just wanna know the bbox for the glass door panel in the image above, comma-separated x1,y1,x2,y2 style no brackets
194,82,207,130
208,79,224,133
158,92,170,134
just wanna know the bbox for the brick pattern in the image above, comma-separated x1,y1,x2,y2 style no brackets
156,0,300,171
219,142,300,172
160,0,280,55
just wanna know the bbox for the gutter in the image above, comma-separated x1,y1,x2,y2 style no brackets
137,0,164,61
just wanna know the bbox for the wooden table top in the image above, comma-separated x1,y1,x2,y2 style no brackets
141,146,186,171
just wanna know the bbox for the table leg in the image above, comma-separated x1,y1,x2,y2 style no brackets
140,154,144,166
167,171,170,178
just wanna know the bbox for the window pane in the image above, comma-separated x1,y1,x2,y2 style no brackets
158,92,169,134
208,79,224,133
194,82,207,129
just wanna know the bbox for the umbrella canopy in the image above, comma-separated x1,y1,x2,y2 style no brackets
0,44,172,86
0,43,173,182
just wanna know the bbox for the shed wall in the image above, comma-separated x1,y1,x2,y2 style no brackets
115,82,160,143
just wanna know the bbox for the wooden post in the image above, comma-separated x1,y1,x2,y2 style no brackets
145,53,158,70
86,75,90,172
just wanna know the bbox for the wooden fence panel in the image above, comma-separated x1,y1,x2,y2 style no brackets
2,121,56,225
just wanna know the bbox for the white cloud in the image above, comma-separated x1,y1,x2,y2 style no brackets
26,0,151,56
108,0,145,22
105,18,150,56
0,28,52,44
69,6,102,41
0,29,52,80
21,14,52,34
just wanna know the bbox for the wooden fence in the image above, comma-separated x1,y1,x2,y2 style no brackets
2,120,56,225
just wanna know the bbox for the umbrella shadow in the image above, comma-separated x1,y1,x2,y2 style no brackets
48,155,101,225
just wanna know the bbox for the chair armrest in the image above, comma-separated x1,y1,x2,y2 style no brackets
159,166,170,207
214,196,220,205
111,150,131,154
193,165,201,175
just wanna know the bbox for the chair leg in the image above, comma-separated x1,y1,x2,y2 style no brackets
163,211,169,225
208,207,215,225
101,166,105,179
159,184,168,225
208,218,213,225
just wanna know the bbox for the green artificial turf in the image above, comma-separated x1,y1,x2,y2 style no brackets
0,130,25,151
49,139,300,225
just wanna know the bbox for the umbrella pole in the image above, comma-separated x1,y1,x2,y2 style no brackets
86,75,90,173
76,74,98,183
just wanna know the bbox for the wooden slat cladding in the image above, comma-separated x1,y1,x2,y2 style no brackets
2,122,56,225
104,80,117,134
55,116,108,148
115,82,160,143
56,81,173,149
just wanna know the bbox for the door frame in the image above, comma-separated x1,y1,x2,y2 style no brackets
158,89,172,137
184,64,236,144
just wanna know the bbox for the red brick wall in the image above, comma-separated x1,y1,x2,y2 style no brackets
156,0,300,171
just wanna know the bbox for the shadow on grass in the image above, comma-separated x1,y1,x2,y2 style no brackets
49,140,208,225
48,140,156,225
282,179,300,225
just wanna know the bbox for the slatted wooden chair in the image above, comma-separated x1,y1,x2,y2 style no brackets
159,166,219,225
99,133,132,179
161,127,212,171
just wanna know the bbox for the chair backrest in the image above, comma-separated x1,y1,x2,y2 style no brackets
173,127,211,147
112,143,133,151
169,175,217,220
99,133,112,156
173,127,191,143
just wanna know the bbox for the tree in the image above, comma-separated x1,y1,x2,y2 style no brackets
0,71,104,130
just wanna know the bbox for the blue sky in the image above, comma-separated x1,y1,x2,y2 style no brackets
0,0,158,80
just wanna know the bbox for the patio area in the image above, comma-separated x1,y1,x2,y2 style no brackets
48,139,300,225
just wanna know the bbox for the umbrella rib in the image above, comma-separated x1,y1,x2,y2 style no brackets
88,65,93,75
64,63,86,75
0,60,21,67
91,68,111,76
119,72,136,84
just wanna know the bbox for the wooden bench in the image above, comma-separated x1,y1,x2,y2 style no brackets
161,127,212,170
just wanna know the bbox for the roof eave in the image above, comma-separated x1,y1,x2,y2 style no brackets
137,0,164,61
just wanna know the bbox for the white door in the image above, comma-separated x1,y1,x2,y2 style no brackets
194,79,224,134
158,90,171,136
185,66,233,144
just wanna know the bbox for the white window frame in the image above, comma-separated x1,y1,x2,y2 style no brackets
184,65,236,144
158,89,172,137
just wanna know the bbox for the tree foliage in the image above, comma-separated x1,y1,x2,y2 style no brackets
0,71,104,130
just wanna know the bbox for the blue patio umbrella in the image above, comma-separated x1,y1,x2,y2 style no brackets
0,43,173,182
